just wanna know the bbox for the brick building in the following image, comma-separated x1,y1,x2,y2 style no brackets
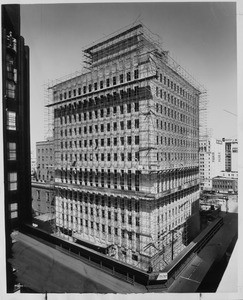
46,23,202,272
36,138,54,182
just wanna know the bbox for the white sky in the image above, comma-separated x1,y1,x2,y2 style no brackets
20,2,237,152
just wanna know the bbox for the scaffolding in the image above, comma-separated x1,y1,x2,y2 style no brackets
44,21,205,272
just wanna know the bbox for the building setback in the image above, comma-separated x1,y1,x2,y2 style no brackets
2,4,31,292
47,23,202,272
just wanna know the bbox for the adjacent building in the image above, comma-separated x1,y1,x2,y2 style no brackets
212,176,238,194
32,182,55,215
46,23,202,272
223,138,238,172
199,138,225,190
32,139,55,215
36,138,54,182
2,4,31,292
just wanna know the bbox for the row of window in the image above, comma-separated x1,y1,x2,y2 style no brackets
59,219,136,240
61,135,140,149
57,190,140,211
155,103,197,127
60,119,139,136
59,102,139,125
59,151,197,164
58,70,139,101
156,71,198,104
59,169,140,191
61,151,140,163
60,205,140,226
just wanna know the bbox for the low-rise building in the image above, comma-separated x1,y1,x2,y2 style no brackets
32,182,55,216
212,176,238,194
36,139,54,182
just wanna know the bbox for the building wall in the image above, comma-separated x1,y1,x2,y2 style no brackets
48,24,200,272
36,139,54,182
212,177,238,193
32,182,55,215
2,4,31,292
199,138,225,190
223,139,238,172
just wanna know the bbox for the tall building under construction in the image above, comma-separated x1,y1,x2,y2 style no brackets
46,23,202,272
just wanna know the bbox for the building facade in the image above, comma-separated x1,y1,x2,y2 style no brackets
36,139,54,182
47,23,201,272
223,138,238,172
199,138,225,190
32,182,55,215
212,176,238,194
2,4,31,292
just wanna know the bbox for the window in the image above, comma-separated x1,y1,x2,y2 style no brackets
135,152,140,162
121,153,125,161
10,203,18,219
127,120,131,130
135,119,139,129
120,74,124,83
6,81,16,98
135,136,139,145
120,121,124,130
127,104,131,113
127,72,131,81
7,111,16,130
113,76,116,85
8,172,17,191
100,81,103,89
128,153,132,161
134,102,139,112
106,78,110,87
127,136,132,145
120,105,124,114
8,142,16,160
120,137,124,145
134,69,139,79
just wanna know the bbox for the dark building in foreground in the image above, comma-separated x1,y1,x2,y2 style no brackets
2,4,31,292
